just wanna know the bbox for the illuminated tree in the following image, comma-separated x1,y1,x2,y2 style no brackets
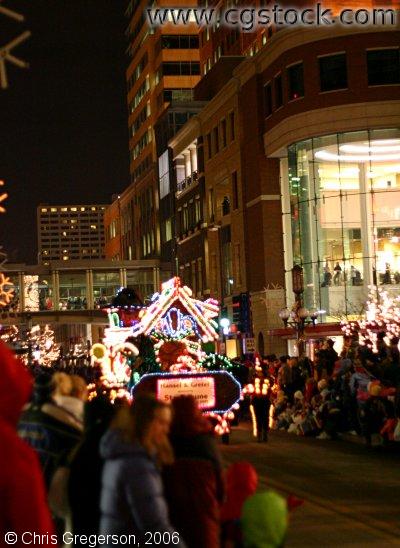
28,324,61,367
341,287,400,353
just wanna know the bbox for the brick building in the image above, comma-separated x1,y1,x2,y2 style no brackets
104,0,201,263
168,23,400,355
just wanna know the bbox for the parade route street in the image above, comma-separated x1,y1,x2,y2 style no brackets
222,425,400,547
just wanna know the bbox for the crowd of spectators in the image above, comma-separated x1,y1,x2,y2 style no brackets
252,335,400,447
1,340,294,548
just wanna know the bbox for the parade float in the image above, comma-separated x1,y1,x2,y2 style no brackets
91,277,242,434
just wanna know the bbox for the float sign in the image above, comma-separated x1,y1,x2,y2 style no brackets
157,376,215,409
132,371,241,413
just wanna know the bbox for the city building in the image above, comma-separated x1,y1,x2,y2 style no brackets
104,0,201,262
168,23,400,355
109,1,399,356
37,204,107,264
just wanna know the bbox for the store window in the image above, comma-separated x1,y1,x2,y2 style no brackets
319,53,348,92
282,128,400,320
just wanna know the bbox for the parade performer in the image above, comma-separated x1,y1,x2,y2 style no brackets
250,358,272,443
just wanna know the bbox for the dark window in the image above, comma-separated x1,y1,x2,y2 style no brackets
162,62,180,75
221,119,227,147
213,126,219,154
229,111,235,141
207,133,212,159
287,62,304,100
162,62,200,76
232,171,239,209
264,82,272,116
367,49,400,86
319,53,348,92
274,74,283,108
161,35,199,49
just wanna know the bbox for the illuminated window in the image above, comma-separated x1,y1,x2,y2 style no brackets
81,207,86,211
70,207,77,212
51,207,57,212
41,208,48,212
91,225,97,229
63,256,69,261
61,207,67,212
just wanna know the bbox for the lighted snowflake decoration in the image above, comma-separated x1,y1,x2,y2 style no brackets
0,1,30,89
0,180,7,213
0,271,14,307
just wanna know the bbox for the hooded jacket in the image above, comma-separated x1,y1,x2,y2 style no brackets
221,462,258,523
18,391,82,488
99,428,186,547
0,342,54,546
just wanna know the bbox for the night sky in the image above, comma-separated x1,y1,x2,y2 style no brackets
0,0,129,263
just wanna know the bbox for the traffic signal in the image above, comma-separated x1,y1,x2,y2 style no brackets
231,292,251,334
240,292,251,334
232,295,241,327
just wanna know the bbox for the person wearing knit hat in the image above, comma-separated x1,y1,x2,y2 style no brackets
18,372,82,488
241,490,288,548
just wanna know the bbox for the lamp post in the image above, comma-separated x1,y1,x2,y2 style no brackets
278,265,318,356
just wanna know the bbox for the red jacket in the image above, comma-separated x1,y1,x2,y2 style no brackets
0,342,55,547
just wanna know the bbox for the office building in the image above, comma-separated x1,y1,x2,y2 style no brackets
37,204,107,263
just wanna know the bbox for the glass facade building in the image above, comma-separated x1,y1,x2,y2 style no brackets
281,128,400,321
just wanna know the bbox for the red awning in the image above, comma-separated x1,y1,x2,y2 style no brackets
268,322,342,339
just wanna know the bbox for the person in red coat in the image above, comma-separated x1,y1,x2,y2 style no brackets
163,396,224,548
0,342,55,547
221,462,258,547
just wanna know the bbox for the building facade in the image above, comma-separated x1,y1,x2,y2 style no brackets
169,24,400,354
37,204,106,263
104,0,201,262
261,27,400,325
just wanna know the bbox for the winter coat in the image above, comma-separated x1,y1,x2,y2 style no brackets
99,429,185,547
54,394,84,425
278,364,292,388
18,400,82,488
0,342,55,547
163,433,224,548
221,462,258,547
68,423,106,538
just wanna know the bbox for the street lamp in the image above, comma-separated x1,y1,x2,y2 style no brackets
278,265,319,356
